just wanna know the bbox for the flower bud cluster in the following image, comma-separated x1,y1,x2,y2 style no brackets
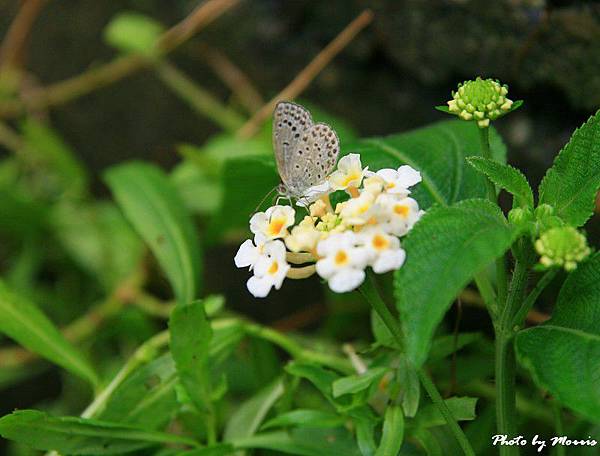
235,154,424,297
535,226,591,271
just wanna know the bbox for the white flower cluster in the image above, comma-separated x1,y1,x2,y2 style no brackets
235,154,424,297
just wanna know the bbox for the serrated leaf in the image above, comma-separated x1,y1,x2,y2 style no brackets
375,405,404,456
105,162,201,304
169,300,213,412
0,281,98,385
347,120,506,209
104,12,164,56
516,252,600,422
538,110,600,226
395,199,517,367
0,410,197,454
262,410,345,430
413,397,478,428
466,156,534,207
332,367,387,398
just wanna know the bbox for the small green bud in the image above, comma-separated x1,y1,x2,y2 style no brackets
535,226,591,271
446,77,516,128
534,204,554,219
508,207,533,226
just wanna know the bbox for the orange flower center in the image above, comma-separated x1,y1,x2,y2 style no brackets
268,261,279,275
268,218,285,236
394,204,409,217
372,234,389,250
334,250,349,266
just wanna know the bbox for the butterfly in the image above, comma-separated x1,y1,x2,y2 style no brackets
272,101,340,201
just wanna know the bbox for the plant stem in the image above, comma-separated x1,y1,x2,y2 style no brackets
358,274,475,456
495,258,529,456
512,268,558,328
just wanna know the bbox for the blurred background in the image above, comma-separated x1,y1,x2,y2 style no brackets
0,1,599,454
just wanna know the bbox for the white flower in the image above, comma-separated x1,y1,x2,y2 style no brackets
246,240,290,298
375,194,422,236
250,205,295,243
285,216,322,253
296,181,331,208
328,154,368,191
316,232,370,293
337,191,376,226
371,165,421,196
358,228,406,273
234,239,261,270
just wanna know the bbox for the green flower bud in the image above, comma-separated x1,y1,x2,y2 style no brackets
508,207,534,226
446,77,515,128
535,226,591,271
534,204,554,219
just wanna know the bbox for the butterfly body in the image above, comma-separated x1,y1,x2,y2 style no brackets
272,102,340,199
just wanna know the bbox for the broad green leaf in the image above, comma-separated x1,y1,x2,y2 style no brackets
538,110,600,226
51,202,143,290
516,252,600,421
169,300,213,412
171,161,222,215
20,119,88,198
353,415,377,456
232,427,361,456
0,410,197,454
262,410,345,430
395,199,516,367
223,378,284,449
370,310,399,349
413,397,478,428
348,120,506,209
104,12,164,56
375,405,404,456
105,162,201,304
96,354,178,429
0,281,97,385
175,445,234,456
332,367,387,398
208,155,279,241
285,362,339,403
466,156,534,207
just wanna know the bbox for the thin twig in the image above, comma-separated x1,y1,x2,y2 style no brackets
0,0,241,118
196,43,264,113
0,0,48,70
237,9,374,139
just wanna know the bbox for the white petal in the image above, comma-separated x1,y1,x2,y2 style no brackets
234,239,259,268
396,165,422,188
328,269,365,293
249,212,268,235
372,249,406,273
247,275,273,298
272,262,290,289
263,239,287,261
376,168,398,183
315,256,337,279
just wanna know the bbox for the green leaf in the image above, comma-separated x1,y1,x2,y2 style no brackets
175,445,234,456
516,252,600,422
466,156,534,207
223,378,284,448
332,367,387,398
395,199,517,367
370,310,399,349
348,120,506,209
413,397,478,428
171,161,222,215
375,405,404,456
262,410,345,430
96,354,178,429
0,410,197,454
538,110,600,226
104,12,165,56
105,162,201,304
0,281,98,385
285,362,339,403
428,332,483,362
169,300,213,412
397,354,420,418
232,427,361,456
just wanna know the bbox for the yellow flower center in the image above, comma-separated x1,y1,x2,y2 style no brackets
394,204,409,217
342,172,360,188
387,182,396,189
334,250,349,266
268,218,285,237
372,234,389,250
268,261,279,275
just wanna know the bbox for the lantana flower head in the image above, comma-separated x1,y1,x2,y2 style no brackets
235,153,424,297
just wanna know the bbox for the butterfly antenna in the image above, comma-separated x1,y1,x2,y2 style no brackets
252,185,279,215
